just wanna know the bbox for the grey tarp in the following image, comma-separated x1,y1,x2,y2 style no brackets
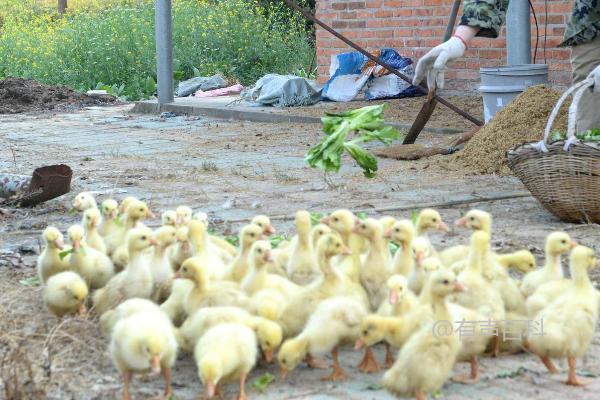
242,74,321,107
175,75,227,97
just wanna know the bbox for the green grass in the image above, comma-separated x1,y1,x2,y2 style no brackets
0,0,314,100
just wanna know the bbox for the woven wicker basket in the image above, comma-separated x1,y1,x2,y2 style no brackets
507,79,600,223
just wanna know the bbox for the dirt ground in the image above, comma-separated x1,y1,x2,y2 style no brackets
279,96,483,131
1,104,600,400
0,77,115,114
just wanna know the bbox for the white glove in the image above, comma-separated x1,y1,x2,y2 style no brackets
589,64,600,93
412,37,466,91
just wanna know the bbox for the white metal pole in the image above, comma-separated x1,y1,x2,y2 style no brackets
155,0,174,103
506,0,532,65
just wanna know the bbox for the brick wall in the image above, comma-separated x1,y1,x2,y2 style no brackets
315,0,573,92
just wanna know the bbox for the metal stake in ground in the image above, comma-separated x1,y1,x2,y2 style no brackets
283,0,484,131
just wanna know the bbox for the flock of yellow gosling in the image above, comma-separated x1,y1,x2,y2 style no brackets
36,192,599,400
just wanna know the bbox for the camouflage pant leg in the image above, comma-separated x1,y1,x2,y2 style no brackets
571,36,600,133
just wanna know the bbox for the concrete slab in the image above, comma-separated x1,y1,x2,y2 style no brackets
132,97,464,135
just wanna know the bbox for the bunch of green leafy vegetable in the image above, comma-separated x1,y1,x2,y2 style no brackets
305,105,401,178
551,128,600,142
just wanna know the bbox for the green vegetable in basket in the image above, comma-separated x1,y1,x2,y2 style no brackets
305,105,401,178
578,128,600,142
550,128,600,142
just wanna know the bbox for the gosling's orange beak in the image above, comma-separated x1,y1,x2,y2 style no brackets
73,200,80,209
263,251,274,263
181,242,190,252
415,251,425,264
354,339,365,351
173,271,183,279
111,210,118,219
147,210,156,219
389,289,399,305
279,367,288,382
383,229,392,240
77,302,87,316
149,238,158,246
320,216,331,225
267,225,276,234
176,216,184,226
54,240,65,250
455,217,467,227
438,221,450,232
72,240,80,251
205,380,216,397
570,240,578,249
341,245,352,256
453,281,466,292
150,355,161,374
263,349,274,363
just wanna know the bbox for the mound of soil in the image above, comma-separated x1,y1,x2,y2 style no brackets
0,77,116,114
449,85,569,175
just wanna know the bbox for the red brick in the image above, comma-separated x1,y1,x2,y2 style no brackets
423,0,443,5
348,1,366,10
375,29,394,38
339,11,357,19
414,9,432,16
394,28,413,37
366,0,383,8
374,9,393,18
548,2,573,13
552,48,571,60
347,20,367,28
331,20,348,29
393,9,412,17
331,2,347,10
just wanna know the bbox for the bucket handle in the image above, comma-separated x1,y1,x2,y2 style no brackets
543,79,594,144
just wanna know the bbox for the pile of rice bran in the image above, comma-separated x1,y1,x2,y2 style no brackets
453,85,569,175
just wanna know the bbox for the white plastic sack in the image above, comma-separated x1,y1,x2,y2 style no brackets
242,74,321,107
365,65,415,100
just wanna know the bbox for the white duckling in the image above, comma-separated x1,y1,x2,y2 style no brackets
286,210,319,285
72,191,97,212
161,210,177,227
278,297,367,381
37,226,69,283
195,322,257,400
241,240,301,297
100,298,165,337
521,231,576,297
166,226,192,272
44,271,88,318
98,199,120,238
353,217,392,310
527,246,598,386
186,220,227,280
149,226,178,303
110,310,178,400
67,225,115,289
223,224,264,282
385,219,416,277
82,207,106,254
382,269,464,400
92,227,156,315
178,306,282,362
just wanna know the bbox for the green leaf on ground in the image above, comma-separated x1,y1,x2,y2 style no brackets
365,383,383,391
252,373,275,392
356,211,368,220
496,366,526,379
224,235,239,248
19,276,41,287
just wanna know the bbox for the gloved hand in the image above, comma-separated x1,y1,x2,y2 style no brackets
589,64,600,93
412,37,466,92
